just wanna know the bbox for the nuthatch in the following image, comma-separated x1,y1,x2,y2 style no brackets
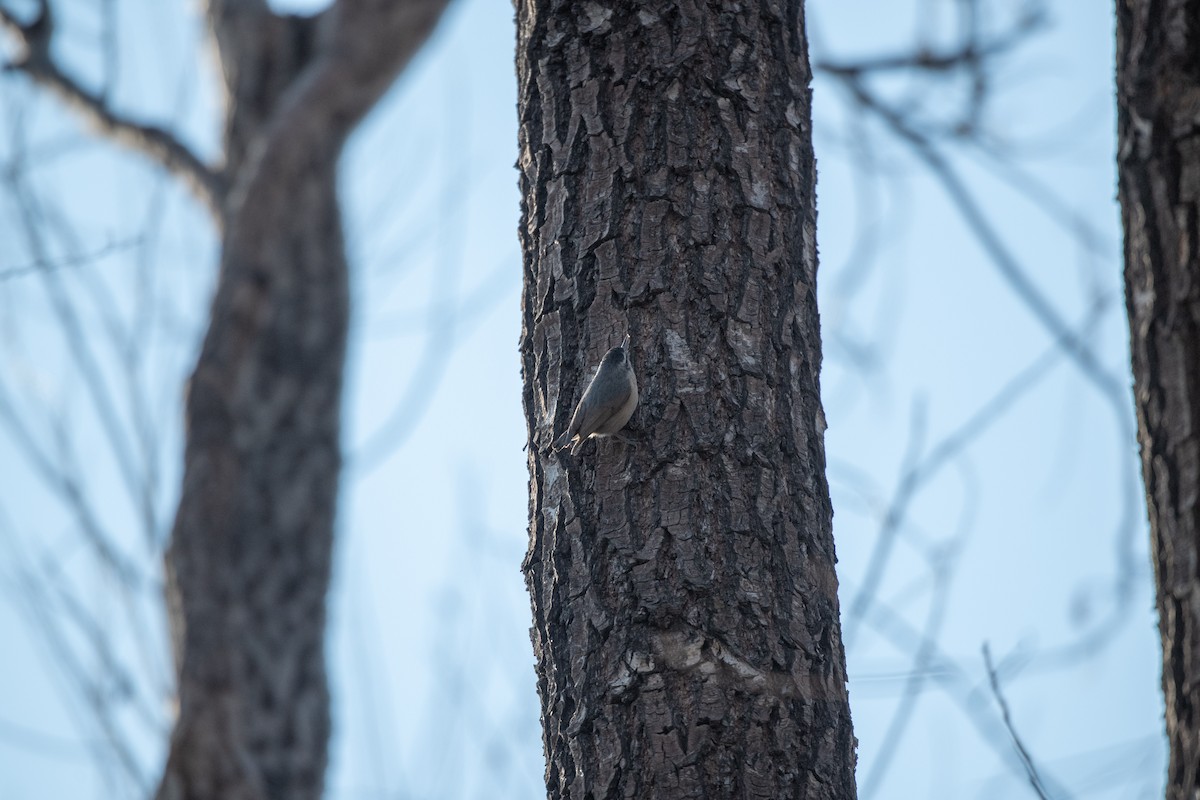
554,334,638,454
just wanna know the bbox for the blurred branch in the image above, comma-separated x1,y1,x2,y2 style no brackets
817,6,1129,421
3,162,149,544
983,643,1055,800
0,506,151,795
0,0,222,214
0,237,142,282
854,589,1077,798
351,95,477,473
844,321,1079,648
0,712,91,759
99,0,118,102
816,5,1042,77
0,381,142,586
819,0,1143,702
860,545,957,798
833,62,1145,651
815,0,1045,137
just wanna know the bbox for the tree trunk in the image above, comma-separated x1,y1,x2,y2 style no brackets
1,0,446,794
157,3,450,799
1,0,451,794
1117,2,1200,798
516,2,857,797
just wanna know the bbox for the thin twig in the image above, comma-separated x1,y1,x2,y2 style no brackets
857,596,1074,798
5,163,148,535
0,237,143,282
982,643,1055,799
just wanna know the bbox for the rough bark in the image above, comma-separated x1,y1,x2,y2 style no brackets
516,2,857,798
1117,2,1200,797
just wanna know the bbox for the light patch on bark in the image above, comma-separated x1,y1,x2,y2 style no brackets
727,325,761,373
645,628,842,704
579,3,612,34
663,329,696,372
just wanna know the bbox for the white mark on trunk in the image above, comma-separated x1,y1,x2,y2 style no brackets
802,218,817,284
664,328,694,368
785,101,803,128
648,628,838,701
727,325,760,372
1132,286,1155,317
609,651,657,696
653,630,705,669
748,179,769,209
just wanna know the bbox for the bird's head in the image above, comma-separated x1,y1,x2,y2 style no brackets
603,333,631,367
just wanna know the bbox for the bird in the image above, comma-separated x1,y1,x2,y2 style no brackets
554,334,639,454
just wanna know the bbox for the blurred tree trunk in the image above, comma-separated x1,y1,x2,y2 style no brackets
160,4,452,799
1117,2,1200,798
2,1,449,798
516,1,857,797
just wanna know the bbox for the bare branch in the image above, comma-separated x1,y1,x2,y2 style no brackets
0,510,151,794
0,237,142,282
4,162,149,538
0,0,222,215
816,12,1041,78
843,326,1078,649
0,381,142,587
982,643,1055,800
830,75,1113,392
0,712,91,759
272,0,455,142
858,596,1075,797
860,552,956,798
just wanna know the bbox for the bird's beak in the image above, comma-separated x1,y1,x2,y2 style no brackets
622,333,631,352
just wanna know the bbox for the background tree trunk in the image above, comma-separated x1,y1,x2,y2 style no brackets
2,1,452,797
159,4,452,799
1117,2,1200,797
516,1,857,797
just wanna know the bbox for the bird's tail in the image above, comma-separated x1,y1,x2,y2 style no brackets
553,430,572,450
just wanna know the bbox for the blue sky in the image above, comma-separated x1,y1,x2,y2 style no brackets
0,1,1162,798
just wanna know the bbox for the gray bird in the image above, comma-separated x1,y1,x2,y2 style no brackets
554,334,638,454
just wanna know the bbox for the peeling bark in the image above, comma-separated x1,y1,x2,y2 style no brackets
516,1,857,797
1117,2,1200,797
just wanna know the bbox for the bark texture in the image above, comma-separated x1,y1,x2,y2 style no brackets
1117,2,1200,797
157,3,450,799
517,2,857,798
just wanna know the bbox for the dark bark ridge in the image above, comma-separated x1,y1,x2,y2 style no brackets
517,2,857,798
1117,1,1200,797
